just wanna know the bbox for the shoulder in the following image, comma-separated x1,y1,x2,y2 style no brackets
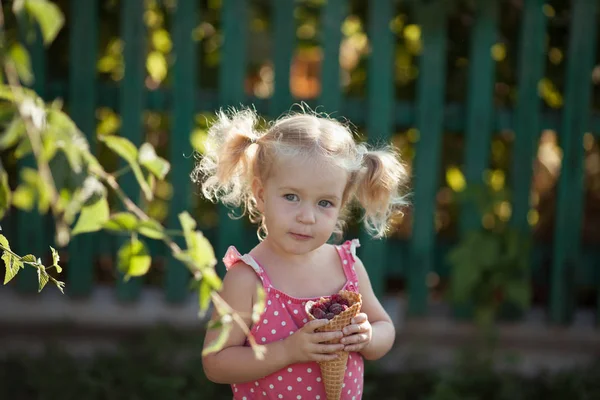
222,260,262,292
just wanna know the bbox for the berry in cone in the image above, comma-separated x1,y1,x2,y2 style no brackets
305,290,362,400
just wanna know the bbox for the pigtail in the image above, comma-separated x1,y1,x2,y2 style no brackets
355,146,410,238
191,108,260,209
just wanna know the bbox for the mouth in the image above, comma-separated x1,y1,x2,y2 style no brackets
289,232,312,240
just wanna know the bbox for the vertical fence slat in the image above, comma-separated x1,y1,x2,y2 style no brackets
359,0,395,298
216,0,249,277
269,0,295,117
164,0,197,303
116,0,146,302
67,0,98,298
550,0,598,325
408,1,448,316
510,0,547,290
318,0,346,114
510,0,547,233
459,0,499,234
16,26,47,293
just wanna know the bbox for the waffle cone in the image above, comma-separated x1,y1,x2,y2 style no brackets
305,290,362,400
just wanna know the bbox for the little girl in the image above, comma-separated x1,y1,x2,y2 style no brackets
195,107,409,399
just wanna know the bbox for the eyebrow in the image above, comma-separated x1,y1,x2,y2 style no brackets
279,186,341,202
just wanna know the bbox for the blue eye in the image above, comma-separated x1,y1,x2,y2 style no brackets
284,194,298,202
319,200,333,208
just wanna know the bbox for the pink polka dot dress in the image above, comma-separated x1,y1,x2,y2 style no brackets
222,239,365,400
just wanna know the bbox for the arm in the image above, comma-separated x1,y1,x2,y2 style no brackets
202,262,291,384
351,256,396,361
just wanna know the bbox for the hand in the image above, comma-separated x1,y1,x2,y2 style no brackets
284,319,345,364
341,313,372,352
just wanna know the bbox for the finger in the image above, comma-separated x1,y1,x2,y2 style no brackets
343,324,361,335
314,343,345,354
304,319,331,332
351,313,368,324
344,344,363,352
341,333,366,345
314,331,343,343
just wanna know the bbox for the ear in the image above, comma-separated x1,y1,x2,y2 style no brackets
251,177,265,212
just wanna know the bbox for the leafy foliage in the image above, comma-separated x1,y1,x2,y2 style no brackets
447,184,532,346
0,0,262,359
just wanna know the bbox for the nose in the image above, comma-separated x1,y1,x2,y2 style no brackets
296,204,316,224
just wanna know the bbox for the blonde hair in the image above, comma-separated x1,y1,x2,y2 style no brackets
191,106,410,240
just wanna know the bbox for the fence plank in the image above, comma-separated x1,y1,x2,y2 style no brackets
216,0,249,277
408,1,448,316
164,0,198,303
459,0,498,233
550,0,598,325
318,0,346,114
16,26,47,294
66,0,98,298
510,0,547,235
116,0,146,302
269,0,295,117
359,0,395,298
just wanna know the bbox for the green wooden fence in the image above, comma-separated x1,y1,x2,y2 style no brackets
4,0,600,327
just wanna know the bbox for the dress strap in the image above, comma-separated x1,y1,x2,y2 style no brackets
223,246,273,288
336,238,361,292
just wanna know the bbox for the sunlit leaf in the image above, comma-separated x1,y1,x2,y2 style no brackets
0,170,10,219
21,254,37,263
25,0,65,45
198,279,212,318
117,236,152,278
71,196,110,235
139,142,171,180
137,219,165,240
252,284,265,324
8,43,33,85
50,246,62,273
99,135,153,201
11,184,35,211
0,117,26,150
202,319,232,356
103,212,139,231
37,266,49,292
1,235,23,285
179,211,217,271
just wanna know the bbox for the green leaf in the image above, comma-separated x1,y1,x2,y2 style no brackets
50,246,62,273
8,43,33,85
117,237,151,278
505,281,531,310
3,254,22,285
21,254,37,263
202,268,222,291
198,279,212,318
99,136,153,201
0,169,11,219
252,284,266,324
11,184,35,211
137,219,165,240
202,319,232,356
71,196,110,236
139,143,171,180
24,0,65,45
1,235,23,285
103,212,139,232
37,267,49,292
178,211,217,269
99,135,137,164
14,135,32,159
0,117,26,150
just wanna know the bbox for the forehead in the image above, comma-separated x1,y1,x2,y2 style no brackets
269,156,348,196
